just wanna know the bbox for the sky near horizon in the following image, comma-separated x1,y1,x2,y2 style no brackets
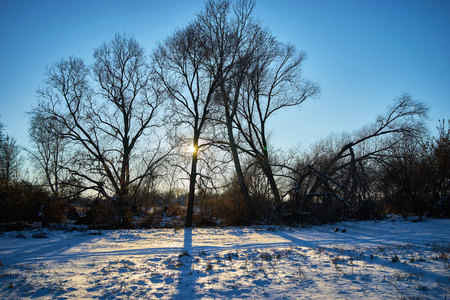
0,0,449,153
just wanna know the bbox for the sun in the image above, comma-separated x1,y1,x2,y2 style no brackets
188,144,197,154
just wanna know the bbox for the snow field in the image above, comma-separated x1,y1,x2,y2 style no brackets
0,218,449,299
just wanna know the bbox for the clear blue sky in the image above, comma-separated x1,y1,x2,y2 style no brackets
0,0,449,152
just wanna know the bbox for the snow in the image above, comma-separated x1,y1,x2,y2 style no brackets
0,217,449,299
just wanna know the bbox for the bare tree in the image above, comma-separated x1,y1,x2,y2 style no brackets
426,119,450,216
289,93,429,221
309,93,428,197
27,110,70,198
0,118,4,143
234,38,319,222
0,135,22,184
153,19,222,227
203,0,264,218
187,0,319,223
36,33,165,227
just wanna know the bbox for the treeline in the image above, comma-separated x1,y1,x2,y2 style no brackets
0,0,448,228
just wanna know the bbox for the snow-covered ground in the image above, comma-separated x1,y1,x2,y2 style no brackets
0,217,449,299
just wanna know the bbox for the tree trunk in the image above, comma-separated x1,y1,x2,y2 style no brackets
120,141,131,227
185,137,199,228
259,155,282,223
119,163,131,228
225,106,254,219
308,143,353,197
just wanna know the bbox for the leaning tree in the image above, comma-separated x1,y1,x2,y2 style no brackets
234,37,319,222
288,93,429,221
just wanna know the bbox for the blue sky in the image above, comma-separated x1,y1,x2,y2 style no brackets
0,0,449,152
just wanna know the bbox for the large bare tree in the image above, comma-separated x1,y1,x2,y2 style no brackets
234,37,319,222
36,33,165,227
203,0,264,218
154,0,319,225
153,17,223,227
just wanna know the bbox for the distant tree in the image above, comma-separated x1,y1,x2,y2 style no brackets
433,120,450,199
27,110,70,198
0,118,4,143
36,33,166,227
377,136,431,217
0,135,22,184
426,120,450,216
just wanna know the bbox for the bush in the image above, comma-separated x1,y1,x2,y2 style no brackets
85,198,118,229
205,187,250,226
0,180,55,224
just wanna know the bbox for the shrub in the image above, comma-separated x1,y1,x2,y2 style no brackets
0,180,54,223
85,198,118,229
